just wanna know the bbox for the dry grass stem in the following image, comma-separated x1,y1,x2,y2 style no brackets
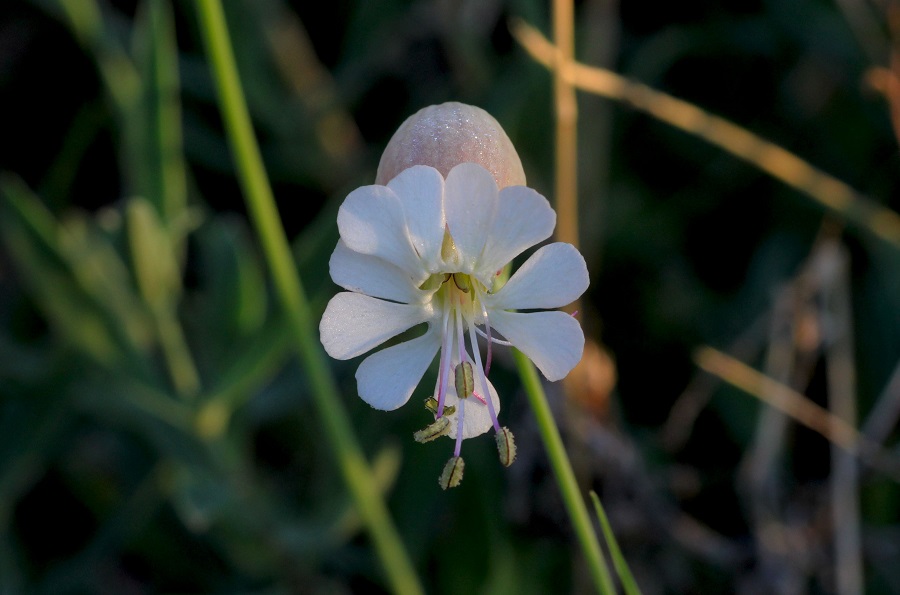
821,242,863,595
511,19,900,250
694,346,900,483
552,0,579,252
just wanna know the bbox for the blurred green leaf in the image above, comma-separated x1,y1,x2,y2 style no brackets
132,0,188,226
126,197,182,312
0,176,150,369
194,217,268,344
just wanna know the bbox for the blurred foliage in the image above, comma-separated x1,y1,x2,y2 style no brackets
1,0,900,593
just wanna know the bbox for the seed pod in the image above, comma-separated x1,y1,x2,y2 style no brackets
413,417,451,443
376,102,526,189
454,361,475,400
495,426,517,467
439,456,465,490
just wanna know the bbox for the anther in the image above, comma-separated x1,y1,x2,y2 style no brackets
495,426,517,467
454,361,475,399
439,456,465,489
414,417,451,443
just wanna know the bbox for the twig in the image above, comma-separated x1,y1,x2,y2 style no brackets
511,19,900,251
553,0,579,253
861,358,900,446
694,346,900,482
821,241,863,594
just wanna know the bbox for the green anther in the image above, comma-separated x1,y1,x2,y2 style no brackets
495,426,517,467
413,417,451,443
454,361,475,399
424,397,455,417
420,273,450,291
452,273,470,293
439,456,465,490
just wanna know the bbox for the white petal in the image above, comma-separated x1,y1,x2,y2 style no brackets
488,310,584,381
442,374,501,439
319,292,431,360
387,166,446,272
477,185,556,279
329,240,428,304
443,163,498,272
485,243,589,310
337,184,423,280
355,328,441,410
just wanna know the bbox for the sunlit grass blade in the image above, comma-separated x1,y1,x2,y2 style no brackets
194,2,423,593
513,349,615,595
590,491,641,595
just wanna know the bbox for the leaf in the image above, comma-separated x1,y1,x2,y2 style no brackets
0,176,149,367
132,0,188,226
126,197,182,312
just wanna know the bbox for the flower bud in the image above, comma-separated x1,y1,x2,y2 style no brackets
376,102,526,189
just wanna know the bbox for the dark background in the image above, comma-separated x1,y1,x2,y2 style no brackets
1,0,899,592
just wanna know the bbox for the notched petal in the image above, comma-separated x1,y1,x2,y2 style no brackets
488,309,585,381
319,292,432,360
354,328,441,410
485,243,588,311
443,163,499,272
329,240,428,304
337,184,423,279
477,185,556,278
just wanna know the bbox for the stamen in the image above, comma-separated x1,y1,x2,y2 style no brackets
467,319,501,433
480,299,494,376
452,273,470,293
454,362,475,399
413,417,451,443
439,456,464,490
471,391,487,405
474,326,513,346
454,294,466,365
436,306,452,417
495,426,517,467
453,398,465,457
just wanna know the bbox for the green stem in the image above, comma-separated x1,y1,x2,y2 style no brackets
513,349,614,594
194,2,422,594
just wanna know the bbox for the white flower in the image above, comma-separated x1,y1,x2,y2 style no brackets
319,162,589,459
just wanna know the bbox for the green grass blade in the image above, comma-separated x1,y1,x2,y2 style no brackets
193,2,423,593
133,0,188,225
512,350,615,595
590,491,642,595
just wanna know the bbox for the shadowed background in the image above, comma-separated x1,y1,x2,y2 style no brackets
1,0,900,593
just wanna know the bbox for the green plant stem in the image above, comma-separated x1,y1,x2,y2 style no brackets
513,349,614,594
194,2,422,594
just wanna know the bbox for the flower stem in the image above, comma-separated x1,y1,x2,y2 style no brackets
194,2,422,594
513,349,614,594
